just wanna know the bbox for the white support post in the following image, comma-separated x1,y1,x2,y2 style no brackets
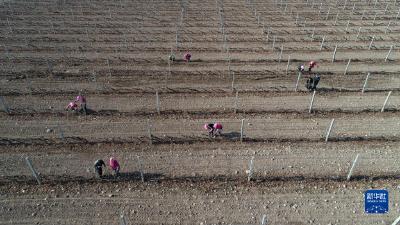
6,17,12,33
318,3,323,15
344,59,351,75
385,45,393,62
295,12,299,25
332,45,337,62
25,157,41,185
0,96,10,114
345,20,350,32
295,72,302,91
334,13,339,26
278,45,283,62
351,3,356,14
286,56,291,74
320,36,325,50
247,156,254,182
396,8,400,20
234,90,238,113
342,0,347,10
346,154,360,181
240,119,244,142
58,124,64,140
107,59,111,78
311,27,315,41
361,10,365,20
384,3,389,14
391,215,400,225
325,119,335,142
136,155,145,182
147,119,152,145
385,21,391,34
156,91,160,114
372,12,378,25
168,57,171,76
362,72,370,93
231,72,235,92
175,30,179,50
272,36,276,50
309,90,316,113
120,214,127,225
326,7,331,20
228,56,232,77
356,27,361,40
261,214,267,225
381,91,392,112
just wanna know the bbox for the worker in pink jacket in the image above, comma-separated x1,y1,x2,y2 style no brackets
66,102,78,112
203,122,223,138
109,157,120,176
183,52,191,62
75,95,87,113
213,123,223,136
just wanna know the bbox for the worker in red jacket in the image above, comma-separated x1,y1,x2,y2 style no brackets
308,61,317,72
109,157,120,177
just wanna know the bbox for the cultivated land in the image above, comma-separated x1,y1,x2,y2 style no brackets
2,0,400,224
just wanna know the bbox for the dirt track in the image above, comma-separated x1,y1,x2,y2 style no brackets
2,0,400,224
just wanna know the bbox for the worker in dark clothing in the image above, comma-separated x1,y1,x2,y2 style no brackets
204,123,215,137
306,74,321,91
94,159,106,178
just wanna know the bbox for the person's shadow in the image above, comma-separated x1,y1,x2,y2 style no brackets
221,132,241,141
101,172,164,181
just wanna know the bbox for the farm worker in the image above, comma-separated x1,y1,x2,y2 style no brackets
204,123,215,137
213,123,223,136
66,101,78,111
308,61,317,72
169,54,175,61
306,74,321,91
312,74,321,90
298,64,305,73
109,157,120,176
94,159,106,178
183,52,191,62
75,95,87,112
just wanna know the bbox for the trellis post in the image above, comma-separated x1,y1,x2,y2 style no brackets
385,45,393,62
286,56,291,74
147,119,152,145
156,91,160,114
320,36,325,50
346,154,360,181
325,119,335,142
137,155,145,182
309,90,316,113
344,59,351,75
234,90,239,113
247,156,254,182
361,72,370,93
25,157,41,185
240,119,244,142
381,91,392,112
295,72,302,91
0,96,10,114
332,45,337,62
